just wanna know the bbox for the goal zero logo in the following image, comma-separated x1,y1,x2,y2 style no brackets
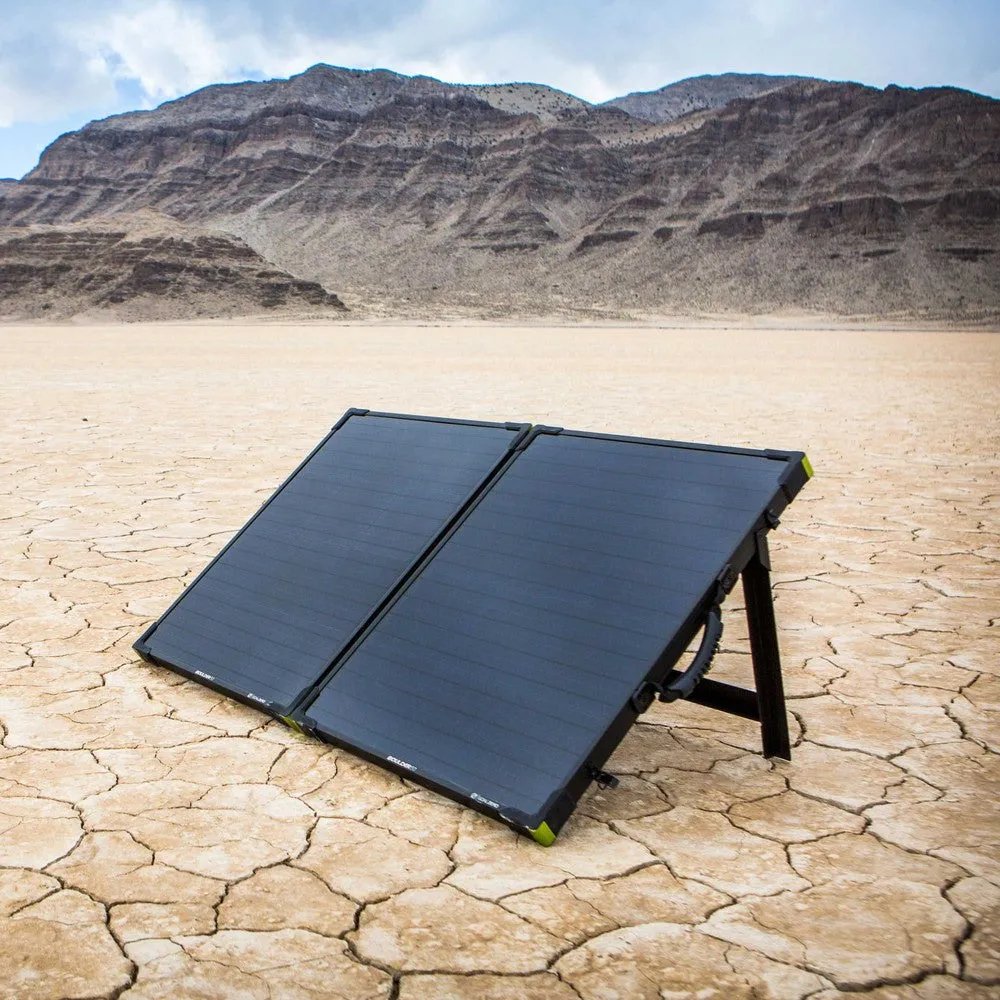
387,755,417,772
245,693,268,705
193,670,214,681
470,792,500,809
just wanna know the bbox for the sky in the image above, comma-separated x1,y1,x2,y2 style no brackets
1,0,998,179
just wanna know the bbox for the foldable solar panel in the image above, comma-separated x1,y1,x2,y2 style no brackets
135,410,529,716
295,426,811,843
136,411,811,844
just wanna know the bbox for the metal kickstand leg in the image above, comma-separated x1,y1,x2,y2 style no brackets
741,531,792,760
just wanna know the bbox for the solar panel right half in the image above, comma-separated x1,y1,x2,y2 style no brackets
298,427,811,843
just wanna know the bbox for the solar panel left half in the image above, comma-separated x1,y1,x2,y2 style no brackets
135,410,529,717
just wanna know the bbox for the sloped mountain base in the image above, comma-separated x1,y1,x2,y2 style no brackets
0,223,346,321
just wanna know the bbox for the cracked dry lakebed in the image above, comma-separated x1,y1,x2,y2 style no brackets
0,321,998,1000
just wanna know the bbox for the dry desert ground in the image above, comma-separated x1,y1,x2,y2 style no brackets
0,321,998,999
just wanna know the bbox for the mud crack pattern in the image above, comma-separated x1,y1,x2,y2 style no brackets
1,323,997,999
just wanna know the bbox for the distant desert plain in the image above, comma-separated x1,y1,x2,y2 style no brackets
1,319,998,999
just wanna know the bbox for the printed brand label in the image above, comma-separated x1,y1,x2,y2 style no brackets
387,755,416,772
245,693,268,705
193,670,215,681
470,792,500,810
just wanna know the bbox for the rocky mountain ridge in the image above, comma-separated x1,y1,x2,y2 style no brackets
602,72,813,122
2,66,998,320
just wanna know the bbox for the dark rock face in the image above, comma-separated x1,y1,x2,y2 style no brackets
937,246,996,261
464,207,560,252
575,230,640,252
795,197,906,237
934,189,1000,226
698,213,777,239
1,66,998,318
0,229,346,319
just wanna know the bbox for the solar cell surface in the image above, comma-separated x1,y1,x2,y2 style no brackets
302,429,804,833
136,412,525,713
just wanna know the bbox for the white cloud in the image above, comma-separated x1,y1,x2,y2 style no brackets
0,0,997,133
97,0,235,101
0,17,116,127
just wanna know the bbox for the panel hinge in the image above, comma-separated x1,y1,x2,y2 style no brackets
520,424,563,449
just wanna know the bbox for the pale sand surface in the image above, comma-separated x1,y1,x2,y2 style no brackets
1,323,998,999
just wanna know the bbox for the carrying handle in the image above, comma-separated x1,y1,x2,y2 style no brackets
660,606,724,702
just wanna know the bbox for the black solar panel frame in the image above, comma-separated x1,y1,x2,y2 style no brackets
134,408,531,718
292,425,810,841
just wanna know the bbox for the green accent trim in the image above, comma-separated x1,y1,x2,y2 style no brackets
801,455,814,480
529,822,556,847
281,715,304,734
